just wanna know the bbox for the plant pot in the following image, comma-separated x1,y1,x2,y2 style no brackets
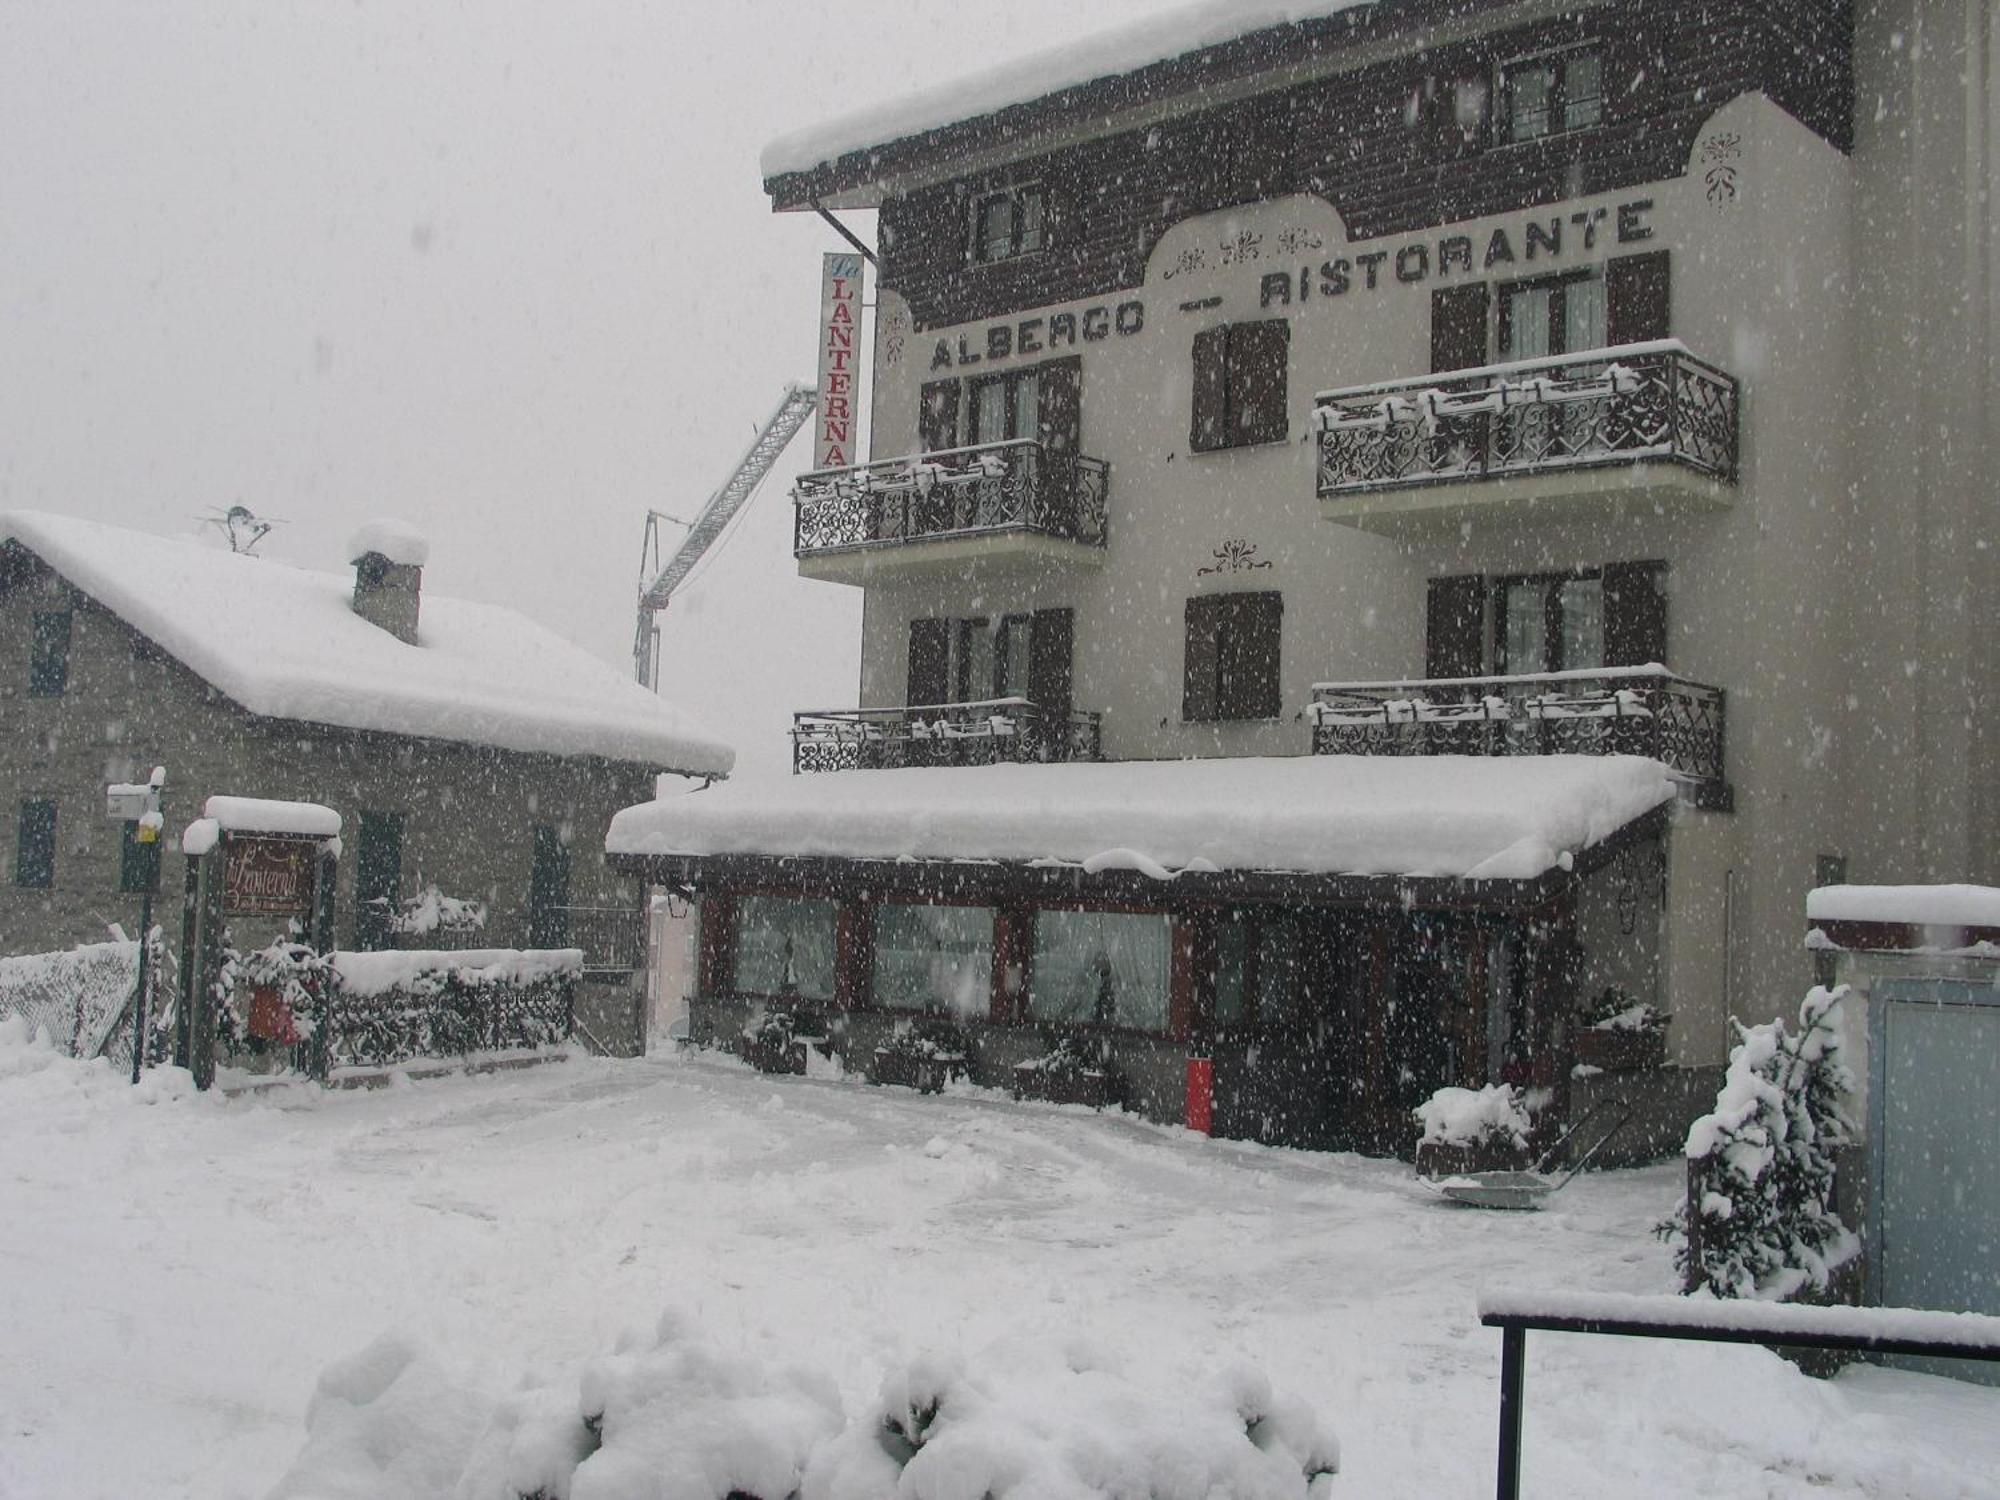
1012,1064,1119,1109
739,1036,807,1075
869,1049,965,1094
1415,1137,1532,1179
1575,1027,1667,1072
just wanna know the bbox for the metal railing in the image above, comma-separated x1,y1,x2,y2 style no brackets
1313,341,1738,497
1307,667,1726,797
793,439,1109,557
793,699,1104,773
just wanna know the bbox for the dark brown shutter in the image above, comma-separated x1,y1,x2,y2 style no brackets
1036,357,1083,533
1028,607,1074,720
919,380,961,454
1606,251,1671,345
1234,320,1291,447
1603,562,1668,668
1231,592,1284,719
1425,575,1487,679
907,618,949,706
1190,327,1228,452
1183,596,1220,720
1431,284,1490,372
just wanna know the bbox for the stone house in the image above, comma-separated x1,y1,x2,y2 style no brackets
1,510,732,1051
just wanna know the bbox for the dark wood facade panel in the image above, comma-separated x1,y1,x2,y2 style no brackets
858,0,1850,331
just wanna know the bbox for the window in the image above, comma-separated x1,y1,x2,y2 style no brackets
527,822,570,950
1214,912,1306,1028
1184,592,1283,722
1191,320,1289,452
908,608,1073,712
1498,269,1606,361
29,610,72,697
733,895,838,1000
1499,47,1601,143
1426,564,1666,676
968,368,1039,446
1031,909,1171,1030
1502,575,1605,674
356,811,405,951
1432,252,1669,372
15,799,56,888
874,903,994,1014
970,184,1044,264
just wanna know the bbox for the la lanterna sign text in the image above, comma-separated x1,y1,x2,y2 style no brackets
223,837,317,918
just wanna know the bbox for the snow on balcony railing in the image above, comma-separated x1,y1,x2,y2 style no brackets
1307,667,1726,803
1312,341,1737,496
792,699,1103,773
793,439,1109,557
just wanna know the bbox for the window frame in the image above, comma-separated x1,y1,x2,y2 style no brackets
29,609,72,697
1496,44,1603,145
15,798,57,889
968,183,1047,266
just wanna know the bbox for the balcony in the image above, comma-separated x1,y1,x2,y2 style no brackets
1307,668,1729,809
1312,342,1738,535
792,699,1104,774
792,439,1109,583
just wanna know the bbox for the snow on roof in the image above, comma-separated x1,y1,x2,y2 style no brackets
202,796,342,837
1,511,734,778
607,755,1676,882
761,0,1380,180
1806,883,2000,930
346,518,430,568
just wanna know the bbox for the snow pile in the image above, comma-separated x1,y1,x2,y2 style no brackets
331,948,583,998
387,884,487,937
0,510,733,776
762,0,1378,178
347,519,431,568
0,1010,193,1104
1662,987,1858,1300
268,1315,1337,1500
808,1341,1338,1499
609,756,1676,883
1805,883,2000,931
1414,1084,1529,1149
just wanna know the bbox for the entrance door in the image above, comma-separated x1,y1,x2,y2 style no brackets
1374,916,1475,1152
1230,913,1356,1150
1874,977,2000,1385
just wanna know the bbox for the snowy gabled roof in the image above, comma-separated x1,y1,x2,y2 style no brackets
606,755,1675,883
1,511,734,778
761,0,1384,185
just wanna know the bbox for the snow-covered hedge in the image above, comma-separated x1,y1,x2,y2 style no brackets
324,949,581,1069
1659,986,1858,1300
267,1313,1341,1500
1414,1083,1529,1150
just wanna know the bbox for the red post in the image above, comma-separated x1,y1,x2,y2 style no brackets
1185,1056,1214,1135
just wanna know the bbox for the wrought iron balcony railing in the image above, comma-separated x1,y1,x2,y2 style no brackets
793,699,1104,774
1313,341,1737,497
1307,667,1727,805
793,439,1109,557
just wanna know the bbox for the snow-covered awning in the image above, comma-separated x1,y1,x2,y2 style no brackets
607,755,1676,886
1,511,734,778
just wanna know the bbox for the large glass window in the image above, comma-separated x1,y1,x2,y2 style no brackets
1032,909,1172,1031
733,896,839,1001
873,903,994,1015
1498,270,1606,362
1214,913,1306,1028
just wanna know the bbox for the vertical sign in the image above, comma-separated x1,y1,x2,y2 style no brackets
815,252,865,470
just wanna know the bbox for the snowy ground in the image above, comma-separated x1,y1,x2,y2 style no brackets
3,1039,1997,1499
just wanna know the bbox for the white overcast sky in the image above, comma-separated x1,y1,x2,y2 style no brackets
0,0,1172,778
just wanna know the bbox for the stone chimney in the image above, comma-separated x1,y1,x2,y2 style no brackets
347,520,430,645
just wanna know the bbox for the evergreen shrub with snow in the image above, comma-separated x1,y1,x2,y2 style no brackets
1659,985,1858,1299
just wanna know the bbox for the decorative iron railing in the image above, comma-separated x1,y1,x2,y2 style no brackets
1313,341,1738,496
1307,667,1726,798
793,699,1103,774
793,439,1109,557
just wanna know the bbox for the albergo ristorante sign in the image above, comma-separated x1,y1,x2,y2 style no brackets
928,299,1146,371
222,837,317,917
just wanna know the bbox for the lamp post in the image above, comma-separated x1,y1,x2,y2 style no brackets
106,766,166,1083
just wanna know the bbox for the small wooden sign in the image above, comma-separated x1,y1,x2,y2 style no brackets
222,837,317,917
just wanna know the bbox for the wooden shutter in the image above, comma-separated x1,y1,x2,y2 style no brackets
1425,575,1488,679
1182,596,1221,720
1028,607,1074,720
1229,592,1285,719
356,811,405,952
906,618,950,706
1431,284,1490,373
919,380,961,454
1036,358,1083,533
1606,251,1671,345
528,824,571,950
1233,320,1291,447
1603,562,1668,668
1190,327,1229,452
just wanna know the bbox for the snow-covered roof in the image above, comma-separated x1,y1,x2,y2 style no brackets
607,755,1675,882
761,0,1380,181
1806,884,2000,930
2,511,734,778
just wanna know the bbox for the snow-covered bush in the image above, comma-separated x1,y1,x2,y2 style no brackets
805,1340,1338,1499
1659,986,1858,1299
387,883,488,938
1580,985,1669,1035
1414,1083,1530,1151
